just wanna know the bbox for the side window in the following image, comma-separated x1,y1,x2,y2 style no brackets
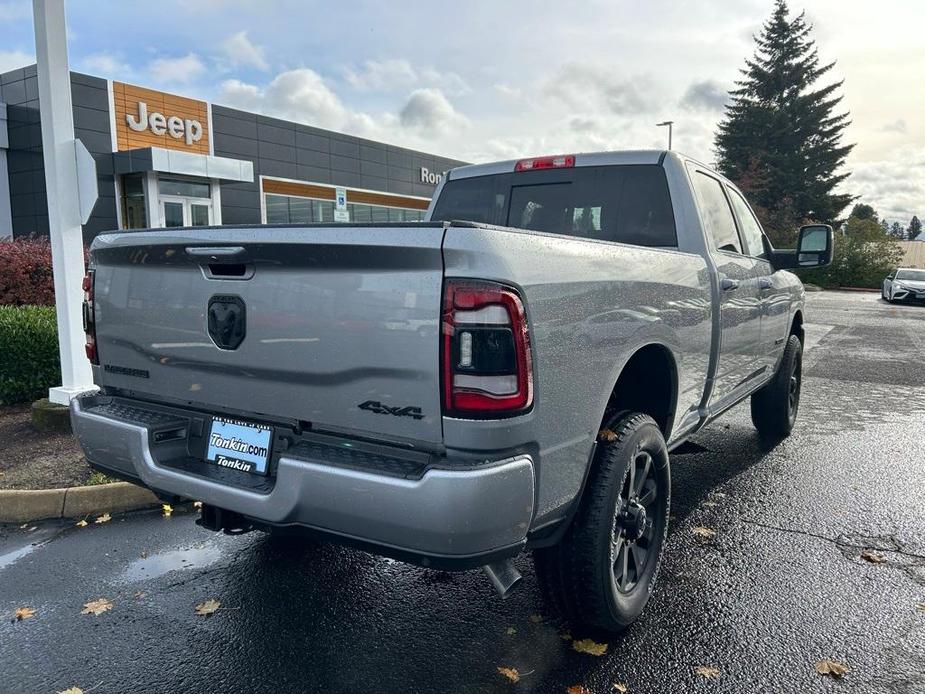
727,188,766,258
691,172,741,254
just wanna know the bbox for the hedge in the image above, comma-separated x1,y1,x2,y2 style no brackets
0,305,61,405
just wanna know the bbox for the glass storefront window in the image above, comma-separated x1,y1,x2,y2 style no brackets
264,193,425,225
159,177,211,198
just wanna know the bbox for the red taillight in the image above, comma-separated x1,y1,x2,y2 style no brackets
514,154,575,172
442,280,533,417
82,270,98,365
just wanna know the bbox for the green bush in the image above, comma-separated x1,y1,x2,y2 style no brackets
0,305,61,405
797,217,904,289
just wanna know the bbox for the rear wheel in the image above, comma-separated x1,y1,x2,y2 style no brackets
751,333,802,438
533,412,670,633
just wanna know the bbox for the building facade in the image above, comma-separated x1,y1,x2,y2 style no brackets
0,64,465,242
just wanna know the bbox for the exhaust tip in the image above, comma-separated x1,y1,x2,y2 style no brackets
482,560,523,599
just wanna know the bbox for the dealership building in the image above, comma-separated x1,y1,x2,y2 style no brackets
0,64,465,242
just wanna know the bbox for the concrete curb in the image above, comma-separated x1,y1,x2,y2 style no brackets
0,481,159,524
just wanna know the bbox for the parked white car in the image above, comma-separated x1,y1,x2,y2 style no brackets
882,268,925,303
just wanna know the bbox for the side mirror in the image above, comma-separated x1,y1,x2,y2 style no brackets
768,224,834,271
796,224,834,267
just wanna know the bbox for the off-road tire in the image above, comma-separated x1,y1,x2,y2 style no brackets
750,333,803,438
533,412,670,633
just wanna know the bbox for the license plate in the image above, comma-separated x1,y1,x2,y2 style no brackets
206,417,273,475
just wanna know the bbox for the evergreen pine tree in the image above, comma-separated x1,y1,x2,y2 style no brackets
715,0,854,244
909,215,922,240
890,221,904,239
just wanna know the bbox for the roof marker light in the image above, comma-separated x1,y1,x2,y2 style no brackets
514,155,576,172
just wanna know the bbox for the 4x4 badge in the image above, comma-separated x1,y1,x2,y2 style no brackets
358,400,425,420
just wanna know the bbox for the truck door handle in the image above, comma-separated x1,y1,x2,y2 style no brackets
758,277,773,290
185,246,245,258
720,278,739,291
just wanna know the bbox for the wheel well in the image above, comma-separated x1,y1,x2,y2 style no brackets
606,344,677,437
791,310,804,343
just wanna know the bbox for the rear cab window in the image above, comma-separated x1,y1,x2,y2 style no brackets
431,165,678,248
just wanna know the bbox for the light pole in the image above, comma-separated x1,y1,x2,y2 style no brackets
656,121,674,150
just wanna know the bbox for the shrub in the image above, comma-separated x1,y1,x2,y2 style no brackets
0,305,61,404
798,217,904,289
0,237,57,305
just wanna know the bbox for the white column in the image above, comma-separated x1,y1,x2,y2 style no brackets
33,0,95,404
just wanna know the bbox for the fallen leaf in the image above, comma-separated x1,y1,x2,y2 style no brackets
497,667,521,683
529,614,544,623
134,591,146,600
162,504,173,517
75,519,88,528
702,501,718,508
560,631,573,641
14,606,36,621
81,598,113,616
815,660,849,678
195,599,221,616
917,602,925,613
193,501,203,509
94,513,111,524
613,685,629,693
57,688,84,694
860,549,887,564
505,627,517,636
572,638,608,656
598,429,618,442
692,526,716,539
694,666,721,679
567,686,591,694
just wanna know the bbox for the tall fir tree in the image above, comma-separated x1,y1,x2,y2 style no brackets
890,221,904,239
909,215,922,240
715,0,854,244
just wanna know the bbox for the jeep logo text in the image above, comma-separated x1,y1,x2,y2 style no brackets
126,101,203,146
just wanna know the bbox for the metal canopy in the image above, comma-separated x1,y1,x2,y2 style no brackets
113,147,255,182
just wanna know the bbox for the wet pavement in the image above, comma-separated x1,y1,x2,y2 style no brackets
2,291,924,694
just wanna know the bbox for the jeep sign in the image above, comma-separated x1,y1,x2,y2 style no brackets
126,101,203,146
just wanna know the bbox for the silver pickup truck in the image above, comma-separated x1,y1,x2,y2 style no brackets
71,150,832,632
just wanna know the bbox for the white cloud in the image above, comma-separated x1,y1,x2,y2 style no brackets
219,68,372,134
399,88,468,135
880,119,907,134
851,147,925,223
220,31,268,71
147,53,206,84
78,52,134,79
0,49,32,73
343,59,470,96
544,63,656,116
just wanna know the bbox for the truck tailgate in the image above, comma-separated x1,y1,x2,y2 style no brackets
90,224,447,446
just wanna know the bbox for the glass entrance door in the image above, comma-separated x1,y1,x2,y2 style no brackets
158,177,213,228
159,196,213,228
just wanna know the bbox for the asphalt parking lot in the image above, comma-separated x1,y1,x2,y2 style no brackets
2,290,924,694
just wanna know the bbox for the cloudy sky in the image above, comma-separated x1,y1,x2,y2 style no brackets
1,0,921,223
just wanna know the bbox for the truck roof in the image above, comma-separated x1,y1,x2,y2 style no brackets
447,149,670,181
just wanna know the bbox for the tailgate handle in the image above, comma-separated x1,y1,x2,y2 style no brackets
186,246,246,258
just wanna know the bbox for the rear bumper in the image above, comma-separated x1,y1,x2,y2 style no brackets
70,395,535,565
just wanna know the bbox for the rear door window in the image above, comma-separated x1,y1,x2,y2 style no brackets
691,171,742,254
726,187,767,258
431,165,677,247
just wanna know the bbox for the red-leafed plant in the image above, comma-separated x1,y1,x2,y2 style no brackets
0,237,88,306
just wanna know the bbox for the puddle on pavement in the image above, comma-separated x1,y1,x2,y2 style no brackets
121,544,224,582
0,541,47,571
